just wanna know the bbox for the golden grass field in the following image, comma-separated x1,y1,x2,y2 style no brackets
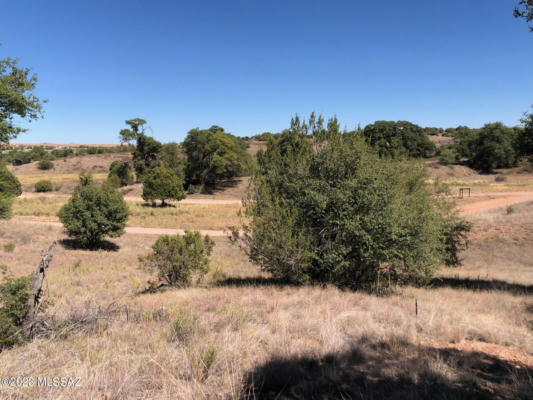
0,192,532,398
1,156,533,398
12,198,243,231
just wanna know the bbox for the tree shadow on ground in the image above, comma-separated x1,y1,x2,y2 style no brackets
59,238,120,252
216,276,292,288
199,178,241,195
241,337,533,400
139,202,177,208
430,276,533,295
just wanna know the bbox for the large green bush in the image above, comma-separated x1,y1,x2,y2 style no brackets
58,174,129,248
363,120,436,158
139,231,214,288
464,123,517,172
233,115,469,291
34,179,53,192
107,160,133,187
142,166,185,205
184,126,252,188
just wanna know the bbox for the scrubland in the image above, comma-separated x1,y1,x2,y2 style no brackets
0,192,532,398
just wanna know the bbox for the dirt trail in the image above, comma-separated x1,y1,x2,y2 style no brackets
19,192,242,205
20,220,229,237
457,191,533,215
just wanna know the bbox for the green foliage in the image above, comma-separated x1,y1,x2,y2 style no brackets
506,206,516,215
438,148,458,165
107,160,133,187
517,110,533,162
466,123,517,172
58,174,129,248
160,142,185,181
184,126,252,187
51,147,74,158
199,344,217,380
140,231,214,287
363,121,436,158
0,274,31,350
119,118,146,144
3,243,15,252
133,134,162,181
0,194,13,219
0,166,22,197
234,115,469,291
141,166,185,205
0,57,45,144
514,0,533,31
168,309,198,342
37,158,54,170
0,166,21,219
34,179,53,192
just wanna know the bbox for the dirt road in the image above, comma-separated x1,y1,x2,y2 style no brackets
20,192,242,205
457,191,533,215
20,220,229,237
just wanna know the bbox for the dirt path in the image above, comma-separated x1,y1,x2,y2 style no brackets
20,220,229,237
19,192,242,205
457,191,533,215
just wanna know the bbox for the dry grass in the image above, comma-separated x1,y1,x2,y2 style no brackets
11,198,243,230
0,197,532,398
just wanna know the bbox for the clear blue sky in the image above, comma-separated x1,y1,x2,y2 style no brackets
2,0,532,144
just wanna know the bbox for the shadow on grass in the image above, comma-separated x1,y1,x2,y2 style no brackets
199,178,241,195
59,238,120,252
216,276,294,288
430,276,533,295
241,337,533,400
139,202,177,208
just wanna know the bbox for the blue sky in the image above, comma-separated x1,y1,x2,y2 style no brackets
1,0,532,143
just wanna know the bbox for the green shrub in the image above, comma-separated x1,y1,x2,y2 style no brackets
107,160,133,187
142,166,185,206
37,159,54,170
139,231,214,288
466,123,517,172
58,174,129,248
3,243,15,253
199,344,217,380
438,148,458,165
0,275,31,350
0,166,22,197
234,115,469,291
506,206,515,215
0,195,14,219
0,166,21,219
168,309,198,342
34,179,53,192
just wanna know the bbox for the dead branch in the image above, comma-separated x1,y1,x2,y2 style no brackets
22,242,56,337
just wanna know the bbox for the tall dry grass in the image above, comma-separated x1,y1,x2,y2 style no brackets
0,201,532,398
